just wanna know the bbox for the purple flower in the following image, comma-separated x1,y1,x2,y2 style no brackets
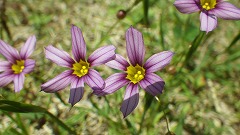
94,27,174,118
41,25,116,106
174,0,240,32
0,36,36,92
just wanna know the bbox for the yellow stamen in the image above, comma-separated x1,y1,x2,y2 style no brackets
126,64,145,84
72,60,90,77
200,0,216,10
11,60,25,74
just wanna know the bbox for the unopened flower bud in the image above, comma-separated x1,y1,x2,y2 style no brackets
117,10,127,19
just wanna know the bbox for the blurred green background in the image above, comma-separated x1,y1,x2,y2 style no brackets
0,0,240,134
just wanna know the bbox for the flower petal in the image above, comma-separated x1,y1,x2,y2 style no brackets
126,26,145,66
84,69,105,91
14,73,25,92
0,61,11,72
71,25,86,62
120,83,139,118
200,12,218,33
0,71,14,87
105,54,129,71
144,51,174,73
210,2,240,20
20,35,36,59
139,73,165,96
69,77,84,106
41,70,74,93
174,0,201,14
45,45,74,68
94,73,128,96
88,45,116,67
23,59,35,74
0,40,20,63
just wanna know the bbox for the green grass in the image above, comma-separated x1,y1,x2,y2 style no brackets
0,0,240,134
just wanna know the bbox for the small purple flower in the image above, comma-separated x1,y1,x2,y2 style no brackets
0,36,36,92
174,0,240,32
94,27,174,118
41,25,116,106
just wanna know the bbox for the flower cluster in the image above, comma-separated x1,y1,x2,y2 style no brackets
0,0,239,117
0,25,173,117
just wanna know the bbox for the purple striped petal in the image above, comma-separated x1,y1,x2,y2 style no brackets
200,12,218,33
20,36,36,59
88,45,116,67
0,40,20,63
69,77,84,106
105,54,129,71
210,2,240,20
41,70,74,93
120,83,139,118
94,73,128,96
0,71,14,87
0,61,11,72
45,45,74,68
23,59,35,74
126,26,145,66
144,51,174,73
84,69,105,91
71,25,86,62
14,73,25,92
174,0,200,14
139,73,165,96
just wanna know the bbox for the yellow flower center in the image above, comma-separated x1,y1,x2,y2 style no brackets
126,64,145,84
72,60,89,77
11,60,25,74
200,0,216,10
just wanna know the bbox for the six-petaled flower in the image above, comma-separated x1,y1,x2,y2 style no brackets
94,27,174,118
0,36,36,92
174,0,240,33
41,25,116,106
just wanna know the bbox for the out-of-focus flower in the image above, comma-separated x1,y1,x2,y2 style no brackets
94,26,174,118
41,25,116,106
174,0,240,33
0,36,36,92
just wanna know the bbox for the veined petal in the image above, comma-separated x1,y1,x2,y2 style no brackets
88,45,116,67
41,70,73,93
94,73,128,96
45,45,74,68
22,59,35,74
200,12,218,33
0,61,11,72
210,2,240,20
14,73,25,92
174,0,200,14
84,69,105,91
0,40,20,63
0,71,14,87
139,73,165,96
71,25,86,62
20,36,36,59
144,51,174,73
105,54,129,71
126,26,145,66
69,77,84,106
120,83,139,118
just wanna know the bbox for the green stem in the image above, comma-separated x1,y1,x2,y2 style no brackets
95,0,142,47
138,108,147,134
16,113,29,135
143,0,149,26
